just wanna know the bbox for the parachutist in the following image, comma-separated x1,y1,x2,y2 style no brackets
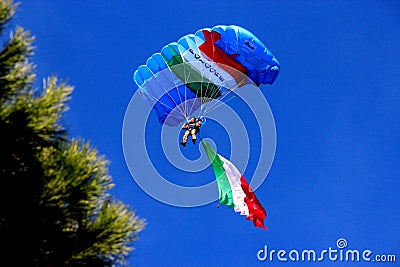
180,117,201,147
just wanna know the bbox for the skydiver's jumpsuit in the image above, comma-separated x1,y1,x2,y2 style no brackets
182,120,201,144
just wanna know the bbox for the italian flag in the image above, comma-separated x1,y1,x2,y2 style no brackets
202,140,268,230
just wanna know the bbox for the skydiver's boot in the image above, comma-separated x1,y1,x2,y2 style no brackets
192,138,196,144
180,141,186,147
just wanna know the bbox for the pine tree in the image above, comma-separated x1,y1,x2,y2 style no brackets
0,1,144,266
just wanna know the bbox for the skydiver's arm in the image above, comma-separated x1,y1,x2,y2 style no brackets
182,123,188,129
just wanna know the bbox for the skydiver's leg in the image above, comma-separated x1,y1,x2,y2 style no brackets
191,129,197,144
180,130,190,147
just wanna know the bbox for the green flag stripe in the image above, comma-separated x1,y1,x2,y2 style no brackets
201,140,234,207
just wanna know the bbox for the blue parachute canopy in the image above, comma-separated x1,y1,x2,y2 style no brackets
133,25,280,126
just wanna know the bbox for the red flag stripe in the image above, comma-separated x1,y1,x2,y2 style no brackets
240,176,268,230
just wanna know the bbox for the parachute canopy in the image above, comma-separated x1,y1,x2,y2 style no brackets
133,25,280,126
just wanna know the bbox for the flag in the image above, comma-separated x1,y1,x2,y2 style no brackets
202,140,268,230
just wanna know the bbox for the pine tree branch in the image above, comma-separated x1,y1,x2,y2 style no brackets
0,0,17,35
39,138,145,266
28,77,72,141
72,200,145,266
0,26,35,101
41,138,113,217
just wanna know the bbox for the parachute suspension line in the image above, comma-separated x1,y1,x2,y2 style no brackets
178,46,198,121
192,31,205,119
202,38,217,115
202,26,248,115
172,72,187,119
199,28,242,117
200,27,244,117
202,94,237,117
198,47,206,118
199,64,204,115
201,79,228,116
146,68,187,118
200,26,245,116
203,29,219,116
142,90,187,120
201,75,246,116
173,62,188,118
181,52,190,119
200,82,235,117
202,27,232,116
177,51,190,119
184,67,199,120
182,44,204,120
171,44,189,120
198,71,226,119
198,89,216,118
192,28,218,120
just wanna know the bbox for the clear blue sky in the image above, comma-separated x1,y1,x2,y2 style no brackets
15,1,400,266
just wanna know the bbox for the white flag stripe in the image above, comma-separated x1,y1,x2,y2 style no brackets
219,155,250,216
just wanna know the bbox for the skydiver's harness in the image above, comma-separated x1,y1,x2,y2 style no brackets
184,118,205,137
186,119,202,131
188,123,196,130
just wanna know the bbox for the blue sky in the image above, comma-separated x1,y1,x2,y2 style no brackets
14,1,400,266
